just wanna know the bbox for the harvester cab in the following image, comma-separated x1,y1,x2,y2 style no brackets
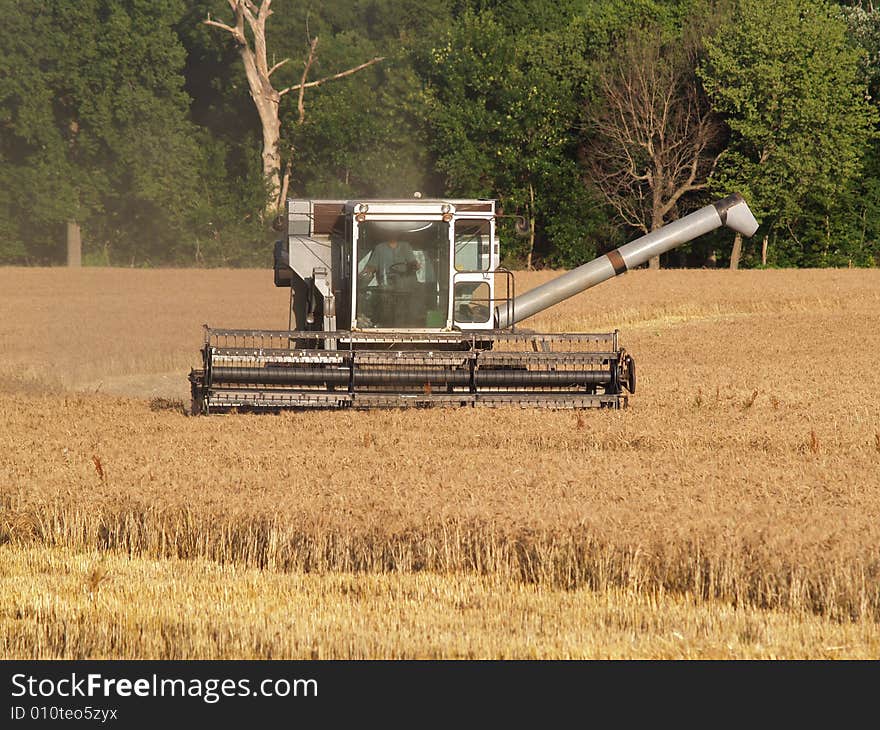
272,198,503,336
190,194,758,413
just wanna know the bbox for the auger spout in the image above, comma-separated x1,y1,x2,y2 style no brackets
496,193,759,329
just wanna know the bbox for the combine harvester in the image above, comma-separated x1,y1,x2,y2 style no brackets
190,194,757,413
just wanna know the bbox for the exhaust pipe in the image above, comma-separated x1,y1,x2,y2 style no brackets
496,193,759,328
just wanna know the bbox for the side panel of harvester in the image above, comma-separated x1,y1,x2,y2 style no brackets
273,199,350,334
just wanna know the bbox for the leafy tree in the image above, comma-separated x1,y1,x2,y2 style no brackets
417,9,601,268
288,35,434,198
176,2,272,263
841,1,880,265
0,0,206,265
700,0,878,267
841,1,880,98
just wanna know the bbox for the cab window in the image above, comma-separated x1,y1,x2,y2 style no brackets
454,220,491,272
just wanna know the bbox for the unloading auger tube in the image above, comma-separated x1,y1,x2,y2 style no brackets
495,193,759,328
189,193,758,413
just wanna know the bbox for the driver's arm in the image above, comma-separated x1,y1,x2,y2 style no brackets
361,247,380,279
403,243,420,271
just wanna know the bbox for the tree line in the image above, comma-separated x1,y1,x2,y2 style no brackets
1,0,878,269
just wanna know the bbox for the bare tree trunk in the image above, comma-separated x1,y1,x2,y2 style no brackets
278,153,293,211
729,232,742,270
648,209,663,270
257,100,282,206
761,235,768,266
205,1,383,215
66,220,82,267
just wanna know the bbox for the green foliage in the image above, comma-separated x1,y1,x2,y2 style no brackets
289,39,433,198
418,9,602,266
0,0,215,265
700,0,878,266
841,2,880,97
1,0,878,269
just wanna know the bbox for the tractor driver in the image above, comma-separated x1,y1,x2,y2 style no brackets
359,236,422,327
360,236,420,288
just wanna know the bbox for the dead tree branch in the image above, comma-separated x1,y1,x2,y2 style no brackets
204,0,385,213
583,34,723,267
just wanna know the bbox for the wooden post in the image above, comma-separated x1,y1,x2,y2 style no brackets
729,232,742,270
761,235,768,267
66,220,82,267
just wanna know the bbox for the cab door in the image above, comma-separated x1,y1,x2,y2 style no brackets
452,218,496,330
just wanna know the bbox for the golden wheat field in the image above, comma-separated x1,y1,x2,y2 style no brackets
2,266,880,659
